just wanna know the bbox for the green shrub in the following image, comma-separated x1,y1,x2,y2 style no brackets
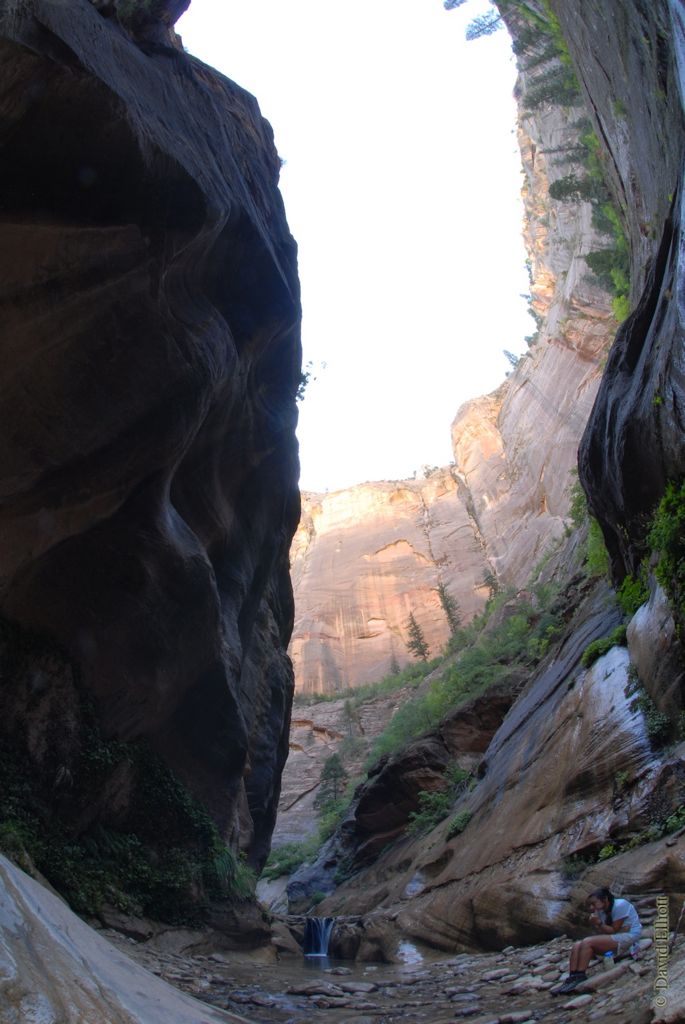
208,847,256,900
625,667,671,746
551,117,630,318
364,692,446,768
567,473,588,528
406,762,473,836
664,806,685,833
0,729,251,923
294,660,433,708
597,843,618,860
318,798,350,843
407,790,453,836
584,248,622,293
649,479,685,633
632,692,671,745
612,294,631,322
366,588,563,769
261,838,318,880
624,824,664,850
446,810,472,839
617,571,650,616
586,518,610,577
605,806,685,858
445,763,471,791
549,173,598,202
580,625,627,668
524,66,581,110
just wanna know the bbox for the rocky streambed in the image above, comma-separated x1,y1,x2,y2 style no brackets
102,923,673,1024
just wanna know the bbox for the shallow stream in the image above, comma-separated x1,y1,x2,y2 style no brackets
108,927,657,1024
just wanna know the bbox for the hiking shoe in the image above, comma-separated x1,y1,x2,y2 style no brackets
556,972,587,995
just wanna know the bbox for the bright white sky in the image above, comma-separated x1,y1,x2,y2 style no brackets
177,0,532,494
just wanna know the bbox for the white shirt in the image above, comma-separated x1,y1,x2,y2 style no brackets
601,897,641,939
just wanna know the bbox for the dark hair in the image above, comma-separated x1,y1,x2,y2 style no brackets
590,887,614,924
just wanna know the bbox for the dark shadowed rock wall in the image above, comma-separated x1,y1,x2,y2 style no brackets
569,0,685,576
0,0,301,867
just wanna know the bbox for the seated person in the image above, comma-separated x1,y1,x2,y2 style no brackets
557,886,641,994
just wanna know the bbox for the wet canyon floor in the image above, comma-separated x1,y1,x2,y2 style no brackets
103,927,669,1024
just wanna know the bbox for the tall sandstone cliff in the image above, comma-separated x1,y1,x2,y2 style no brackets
291,20,616,695
291,473,489,694
286,2,685,967
0,0,301,869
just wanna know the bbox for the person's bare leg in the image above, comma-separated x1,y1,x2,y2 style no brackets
576,935,618,972
562,935,619,995
569,940,583,972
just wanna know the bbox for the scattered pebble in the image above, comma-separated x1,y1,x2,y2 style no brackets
340,981,379,994
482,968,513,981
563,992,593,1009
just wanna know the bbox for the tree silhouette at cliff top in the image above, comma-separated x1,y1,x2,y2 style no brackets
406,612,430,662
443,0,503,40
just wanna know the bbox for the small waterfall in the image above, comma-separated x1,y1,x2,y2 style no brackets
303,916,334,957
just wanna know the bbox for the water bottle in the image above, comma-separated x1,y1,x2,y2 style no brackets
602,951,614,971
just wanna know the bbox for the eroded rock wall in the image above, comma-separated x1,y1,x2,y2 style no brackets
451,39,615,586
318,575,685,953
0,0,300,865
291,472,490,693
572,0,685,575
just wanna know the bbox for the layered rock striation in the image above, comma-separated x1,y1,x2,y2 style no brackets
291,472,490,693
450,28,616,587
313,571,685,954
0,0,300,867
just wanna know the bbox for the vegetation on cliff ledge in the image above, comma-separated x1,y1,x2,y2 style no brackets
263,568,565,882
649,479,685,637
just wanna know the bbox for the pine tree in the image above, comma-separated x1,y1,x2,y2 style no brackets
315,754,348,808
342,698,355,738
437,582,462,636
465,10,503,41
406,612,430,662
482,569,500,599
